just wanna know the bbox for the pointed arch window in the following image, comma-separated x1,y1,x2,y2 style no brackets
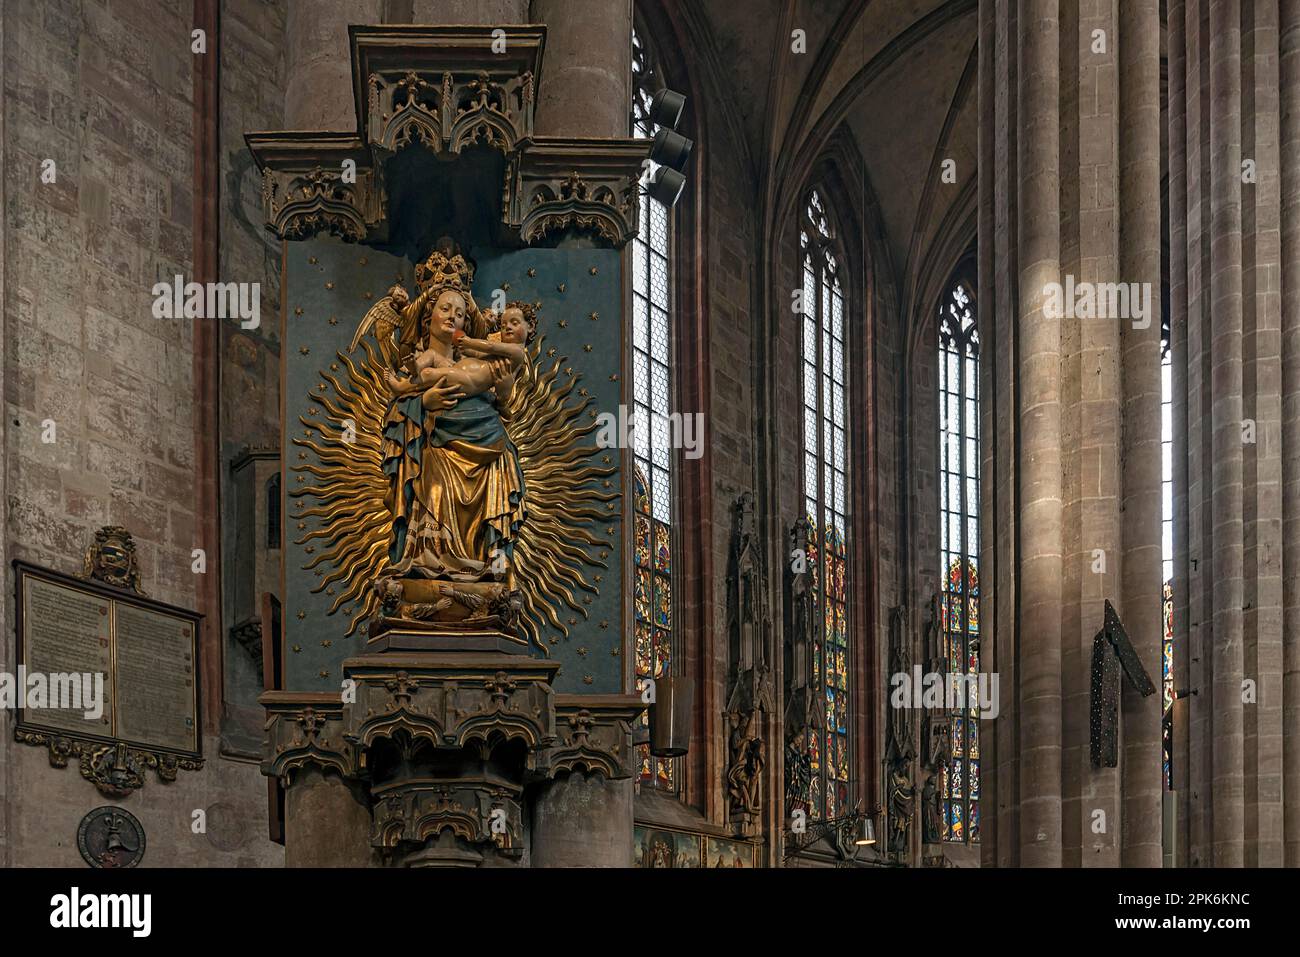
794,187,850,820
630,24,678,792
938,273,980,844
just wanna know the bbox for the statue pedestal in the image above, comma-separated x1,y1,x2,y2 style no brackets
261,625,643,867
366,617,530,656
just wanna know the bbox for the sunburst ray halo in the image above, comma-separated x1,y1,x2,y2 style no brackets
290,330,618,653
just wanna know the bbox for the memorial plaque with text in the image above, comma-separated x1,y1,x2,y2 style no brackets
14,561,201,761
21,576,113,736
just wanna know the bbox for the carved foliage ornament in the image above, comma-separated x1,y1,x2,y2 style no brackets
517,167,640,247
261,165,384,243
366,67,535,158
15,730,202,798
263,682,641,787
262,679,641,865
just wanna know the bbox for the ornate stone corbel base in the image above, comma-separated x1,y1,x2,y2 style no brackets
262,631,643,867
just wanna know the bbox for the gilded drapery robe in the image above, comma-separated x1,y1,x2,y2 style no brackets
383,388,525,577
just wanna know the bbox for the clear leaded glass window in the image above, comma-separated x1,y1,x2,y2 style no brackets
938,276,980,844
798,188,849,820
630,26,676,791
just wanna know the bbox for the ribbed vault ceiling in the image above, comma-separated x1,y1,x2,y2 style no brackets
694,0,978,298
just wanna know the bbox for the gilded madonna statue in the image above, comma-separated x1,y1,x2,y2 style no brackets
292,238,617,648
375,245,529,585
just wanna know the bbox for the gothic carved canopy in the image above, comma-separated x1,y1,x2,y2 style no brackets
247,26,648,248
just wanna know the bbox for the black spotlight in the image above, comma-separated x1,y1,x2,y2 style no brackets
649,88,686,129
651,127,693,171
648,167,686,207
642,88,691,207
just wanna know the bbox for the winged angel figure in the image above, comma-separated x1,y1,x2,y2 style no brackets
291,240,617,651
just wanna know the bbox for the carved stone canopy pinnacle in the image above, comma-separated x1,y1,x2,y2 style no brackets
247,26,649,248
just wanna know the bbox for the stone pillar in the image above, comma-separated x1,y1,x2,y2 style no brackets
1281,0,1300,868
284,768,374,867
982,0,1171,868
1242,0,1285,868
1016,0,1064,868
285,0,384,130
1170,0,1300,867
529,0,631,138
1208,0,1246,868
530,773,633,867
1058,0,1122,868
1118,0,1165,869
1183,0,1215,868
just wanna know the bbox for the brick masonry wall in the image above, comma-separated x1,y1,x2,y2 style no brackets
0,0,280,865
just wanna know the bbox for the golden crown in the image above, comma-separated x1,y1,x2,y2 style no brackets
415,240,474,294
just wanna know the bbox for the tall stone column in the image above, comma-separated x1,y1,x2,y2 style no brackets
1208,0,1246,868
1242,0,1284,868
285,0,384,130
982,0,1171,868
1182,0,1215,868
530,773,634,867
1280,0,1300,868
1015,0,1064,868
1058,0,1122,868
1117,0,1166,869
529,0,631,138
1164,0,1293,870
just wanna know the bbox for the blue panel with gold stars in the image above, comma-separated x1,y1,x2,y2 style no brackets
281,237,624,695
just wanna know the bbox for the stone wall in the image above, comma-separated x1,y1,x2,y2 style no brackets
218,0,286,753
704,130,758,821
0,0,281,866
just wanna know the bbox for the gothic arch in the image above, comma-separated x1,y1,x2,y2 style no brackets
631,0,717,817
763,124,890,836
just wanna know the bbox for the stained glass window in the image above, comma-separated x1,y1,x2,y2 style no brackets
938,275,980,843
631,25,677,792
793,188,849,820
1162,324,1174,789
